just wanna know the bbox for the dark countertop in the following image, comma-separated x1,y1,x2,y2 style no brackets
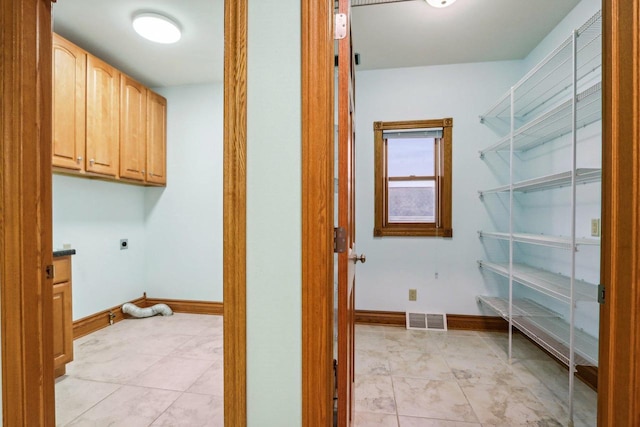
53,249,76,257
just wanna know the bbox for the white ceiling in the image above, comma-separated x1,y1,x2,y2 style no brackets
352,0,581,70
52,0,224,88
52,0,580,88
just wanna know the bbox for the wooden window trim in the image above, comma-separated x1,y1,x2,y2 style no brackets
374,118,453,238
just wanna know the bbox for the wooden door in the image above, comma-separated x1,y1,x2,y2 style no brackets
86,54,119,176
52,33,86,171
120,75,147,181
336,0,359,424
146,90,167,185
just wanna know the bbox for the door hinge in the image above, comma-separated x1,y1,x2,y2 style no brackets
45,264,55,280
598,284,605,304
334,227,346,253
334,13,347,40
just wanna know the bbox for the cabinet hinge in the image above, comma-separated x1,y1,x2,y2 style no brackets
45,264,55,280
334,227,346,253
597,284,605,304
334,13,347,40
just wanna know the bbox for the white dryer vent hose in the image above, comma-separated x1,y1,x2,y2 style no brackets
122,302,173,318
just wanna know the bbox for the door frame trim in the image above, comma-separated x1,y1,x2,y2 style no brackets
301,0,335,424
598,0,640,424
223,0,248,424
1,0,55,424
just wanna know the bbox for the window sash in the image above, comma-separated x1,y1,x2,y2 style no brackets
387,178,437,224
385,137,440,226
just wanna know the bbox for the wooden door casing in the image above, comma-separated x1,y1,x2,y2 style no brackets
223,0,249,425
598,0,640,425
337,0,357,424
1,0,55,424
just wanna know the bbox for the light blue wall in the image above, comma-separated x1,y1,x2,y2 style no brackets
355,60,524,315
523,0,601,71
246,0,301,424
354,0,602,338
53,83,224,319
53,175,147,319
144,84,223,301
513,0,603,337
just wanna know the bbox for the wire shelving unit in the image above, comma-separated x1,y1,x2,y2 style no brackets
475,10,602,427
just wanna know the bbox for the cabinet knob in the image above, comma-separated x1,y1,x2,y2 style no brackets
149,172,154,177
77,156,83,163
141,170,145,174
89,158,95,166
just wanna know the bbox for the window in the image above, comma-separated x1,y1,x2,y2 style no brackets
374,118,453,237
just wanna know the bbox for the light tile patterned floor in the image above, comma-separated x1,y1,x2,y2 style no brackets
354,325,597,427
56,315,596,426
55,313,223,426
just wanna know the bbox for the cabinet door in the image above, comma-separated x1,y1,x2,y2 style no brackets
120,75,147,181
146,90,167,185
53,281,73,370
86,55,119,176
52,34,86,171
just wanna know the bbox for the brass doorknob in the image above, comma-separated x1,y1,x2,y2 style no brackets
354,254,366,264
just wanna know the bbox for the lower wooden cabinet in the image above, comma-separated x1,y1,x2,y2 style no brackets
53,255,74,377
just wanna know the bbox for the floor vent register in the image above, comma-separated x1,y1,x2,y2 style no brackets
405,312,447,331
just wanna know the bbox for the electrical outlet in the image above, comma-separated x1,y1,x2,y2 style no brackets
591,219,601,237
409,289,417,301
120,239,129,250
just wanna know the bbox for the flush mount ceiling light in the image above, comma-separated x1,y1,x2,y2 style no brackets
132,12,181,44
425,0,457,7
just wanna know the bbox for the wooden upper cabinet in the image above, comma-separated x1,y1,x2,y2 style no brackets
86,55,119,177
52,34,86,171
120,75,147,181
146,90,167,185
52,33,167,186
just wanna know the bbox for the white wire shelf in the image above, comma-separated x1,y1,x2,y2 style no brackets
478,168,601,196
479,11,601,137
478,230,600,249
479,82,601,156
476,296,598,366
477,260,598,303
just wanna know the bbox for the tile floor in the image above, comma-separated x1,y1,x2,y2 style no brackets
55,314,596,426
354,325,597,427
55,313,223,426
